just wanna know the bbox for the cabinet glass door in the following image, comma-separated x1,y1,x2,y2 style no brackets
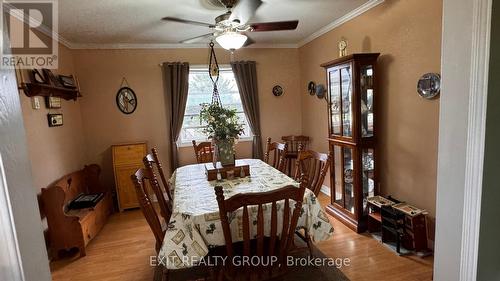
361,65,374,138
362,148,375,214
333,145,343,206
341,65,353,137
329,69,341,135
343,147,355,214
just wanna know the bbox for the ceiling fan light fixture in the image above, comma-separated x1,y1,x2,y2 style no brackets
216,32,247,50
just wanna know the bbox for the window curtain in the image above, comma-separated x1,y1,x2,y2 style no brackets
162,62,190,172
231,61,263,159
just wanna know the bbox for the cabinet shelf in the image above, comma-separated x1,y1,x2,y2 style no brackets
369,211,382,222
21,82,79,101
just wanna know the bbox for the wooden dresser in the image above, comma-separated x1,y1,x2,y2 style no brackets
112,142,147,211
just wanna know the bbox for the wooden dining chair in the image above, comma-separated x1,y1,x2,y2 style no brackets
293,144,331,256
281,135,310,177
214,180,306,281
293,145,332,196
264,137,288,173
131,168,165,253
143,154,173,224
192,140,214,164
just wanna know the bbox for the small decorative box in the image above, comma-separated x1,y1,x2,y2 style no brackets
205,161,250,181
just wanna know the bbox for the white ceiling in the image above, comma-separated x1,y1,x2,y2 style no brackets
58,0,372,48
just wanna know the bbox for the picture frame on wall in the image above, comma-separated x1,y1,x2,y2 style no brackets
45,96,62,109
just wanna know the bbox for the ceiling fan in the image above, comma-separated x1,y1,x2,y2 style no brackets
162,0,299,50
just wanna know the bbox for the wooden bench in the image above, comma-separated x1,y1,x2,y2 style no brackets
40,164,113,258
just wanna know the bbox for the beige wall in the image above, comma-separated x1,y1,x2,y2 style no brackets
299,0,442,224
71,48,301,188
20,44,86,191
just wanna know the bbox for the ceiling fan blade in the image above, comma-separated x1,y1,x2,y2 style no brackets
162,17,215,28
243,36,255,47
179,33,214,44
229,0,263,25
251,20,299,32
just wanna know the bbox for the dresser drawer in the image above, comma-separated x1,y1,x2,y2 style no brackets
112,143,146,166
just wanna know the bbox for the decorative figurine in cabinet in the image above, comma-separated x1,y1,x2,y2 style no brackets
321,53,380,233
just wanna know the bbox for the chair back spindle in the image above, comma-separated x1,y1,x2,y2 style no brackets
192,140,214,164
294,145,332,196
131,168,165,252
264,137,288,173
143,155,172,223
281,135,310,154
151,148,172,201
281,135,310,176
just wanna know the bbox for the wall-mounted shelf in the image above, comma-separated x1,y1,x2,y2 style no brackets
21,82,79,101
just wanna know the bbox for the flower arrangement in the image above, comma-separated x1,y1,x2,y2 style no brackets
199,103,245,141
199,103,245,166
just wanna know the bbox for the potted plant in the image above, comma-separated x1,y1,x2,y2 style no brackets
199,103,245,166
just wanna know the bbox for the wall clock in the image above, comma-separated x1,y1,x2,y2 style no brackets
338,39,348,57
116,87,137,114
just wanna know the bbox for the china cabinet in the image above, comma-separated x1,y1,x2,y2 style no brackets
321,53,380,233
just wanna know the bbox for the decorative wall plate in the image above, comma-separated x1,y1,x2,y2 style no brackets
315,84,326,99
272,85,284,97
308,81,316,95
417,73,440,99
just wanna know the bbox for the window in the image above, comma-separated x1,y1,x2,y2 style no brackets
179,68,252,144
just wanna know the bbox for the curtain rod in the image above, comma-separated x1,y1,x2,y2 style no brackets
158,63,232,68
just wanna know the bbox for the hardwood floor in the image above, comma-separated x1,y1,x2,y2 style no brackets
315,195,433,281
50,194,433,281
50,210,156,281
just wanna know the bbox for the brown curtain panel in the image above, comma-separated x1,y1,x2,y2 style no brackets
162,62,190,172
231,61,263,159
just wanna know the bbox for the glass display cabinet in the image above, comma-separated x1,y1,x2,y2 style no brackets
321,53,380,233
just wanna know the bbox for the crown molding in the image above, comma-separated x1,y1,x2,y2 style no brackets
66,42,298,50
297,0,385,48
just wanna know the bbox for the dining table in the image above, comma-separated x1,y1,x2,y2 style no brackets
158,159,334,269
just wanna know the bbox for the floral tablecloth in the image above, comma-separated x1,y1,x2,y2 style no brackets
158,159,334,269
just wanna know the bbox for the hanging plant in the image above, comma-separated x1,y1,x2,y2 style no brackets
200,41,244,166
199,103,245,142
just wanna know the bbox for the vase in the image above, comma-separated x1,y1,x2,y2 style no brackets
214,139,235,166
